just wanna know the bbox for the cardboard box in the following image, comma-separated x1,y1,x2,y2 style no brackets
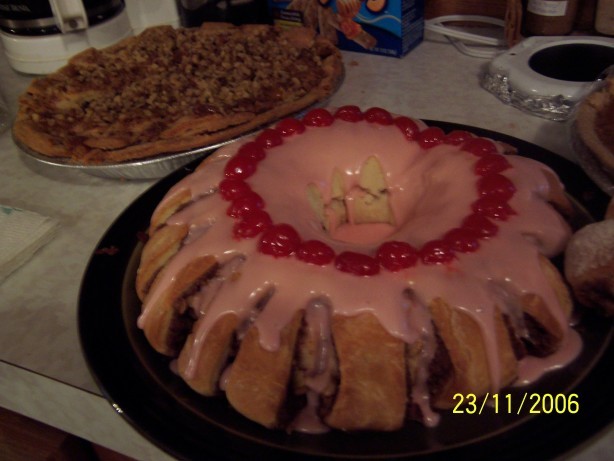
268,0,425,57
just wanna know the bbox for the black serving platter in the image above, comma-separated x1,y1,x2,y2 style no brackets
78,121,614,461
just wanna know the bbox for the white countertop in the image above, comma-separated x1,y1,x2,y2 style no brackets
0,32,612,460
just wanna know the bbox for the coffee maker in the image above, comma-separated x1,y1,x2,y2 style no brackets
0,0,179,74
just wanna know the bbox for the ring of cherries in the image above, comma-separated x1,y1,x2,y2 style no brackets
220,106,516,277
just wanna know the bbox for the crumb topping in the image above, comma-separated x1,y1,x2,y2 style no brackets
19,26,331,145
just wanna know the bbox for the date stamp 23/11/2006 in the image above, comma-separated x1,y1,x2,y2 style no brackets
452,393,580,415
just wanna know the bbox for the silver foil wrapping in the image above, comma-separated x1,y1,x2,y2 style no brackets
481,70,575,122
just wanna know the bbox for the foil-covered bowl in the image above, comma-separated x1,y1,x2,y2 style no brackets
481,36,614,122
481,70,576,121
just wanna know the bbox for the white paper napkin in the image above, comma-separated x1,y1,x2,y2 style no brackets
0,205,60,283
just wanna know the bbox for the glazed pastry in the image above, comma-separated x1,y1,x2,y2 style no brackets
565,198,614,316
136,106,580,431
575,74,614,179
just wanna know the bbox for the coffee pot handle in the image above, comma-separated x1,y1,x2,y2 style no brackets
49,0,89,33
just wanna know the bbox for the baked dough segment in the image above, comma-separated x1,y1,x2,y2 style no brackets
521,256,573,350
292,302,338,409
540,167,575,220
428,298,517,408
225,310,304,428
149,189,193,232
140,255,218,356
136,224,189,301
324,312,407,431
177,313,239,396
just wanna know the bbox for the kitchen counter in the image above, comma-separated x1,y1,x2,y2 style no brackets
0,32,612,460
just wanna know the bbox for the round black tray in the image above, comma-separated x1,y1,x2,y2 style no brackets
79,121,614,461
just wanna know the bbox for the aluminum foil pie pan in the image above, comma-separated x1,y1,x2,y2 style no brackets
16,135,232,180
481,36,614,121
